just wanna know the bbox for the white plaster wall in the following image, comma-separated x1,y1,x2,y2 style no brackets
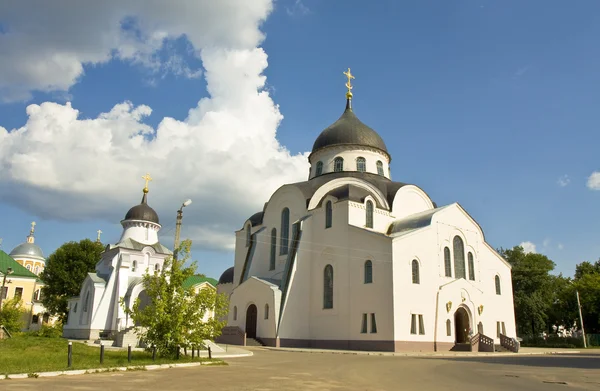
118,221,161,245
309,146,390,179
348,198,394,233
228,278,280,340
391,185,435,220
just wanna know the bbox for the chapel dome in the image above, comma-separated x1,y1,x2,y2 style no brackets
124,191,160,224
218,266,235,285
9,242,44,259
311,99,389,158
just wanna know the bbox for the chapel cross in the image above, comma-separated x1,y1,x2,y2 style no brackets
343,68,355,97
30,221,36,234
96,230,102,242
142,173,153,193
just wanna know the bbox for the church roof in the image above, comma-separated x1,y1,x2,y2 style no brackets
0,250,38,279
111,238,172,255
311,99,389,159
9,242,44,260
387,206,449,236
218,266,234,284
247,211,264,227
124,191,159,224
183,275,218,289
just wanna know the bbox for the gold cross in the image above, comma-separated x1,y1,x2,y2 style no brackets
343,68,355,97
141,173,152,192
30,221,36,234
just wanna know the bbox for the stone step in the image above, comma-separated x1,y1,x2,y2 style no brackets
246,338,264,347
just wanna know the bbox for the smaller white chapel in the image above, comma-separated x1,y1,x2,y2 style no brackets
217,69,517,352
63,178,172,346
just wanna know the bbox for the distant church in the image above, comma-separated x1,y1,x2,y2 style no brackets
63,177,217,346
217,69,517,352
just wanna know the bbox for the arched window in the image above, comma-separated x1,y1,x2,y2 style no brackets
26,265,31,271
264,304,269,320
376,161,384,176
495,275,501,295
316,161,323,176
233,306,238,320
154,263,160,273
325,201,333,228
444,247,452,277
323,265,333,309
34,266,39,274
364,260,373,284
468,252,475,281
412,260,420,284
453,236,466,279
334,157,344,172
245,224,251,247
280,208,290,255
356,157,366,172
366,200,374,228
83,291,90,312
270,228,277,270
73,303,78,313
132,260,137,273
446,319,452,336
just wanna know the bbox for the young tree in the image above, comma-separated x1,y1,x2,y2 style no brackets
0,298,25,333
123,239,228,358
40,239,105,322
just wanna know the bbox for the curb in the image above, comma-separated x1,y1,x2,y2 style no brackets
0,353,252,381
260,347,582,358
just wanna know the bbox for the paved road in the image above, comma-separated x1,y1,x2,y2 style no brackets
1,349,599,390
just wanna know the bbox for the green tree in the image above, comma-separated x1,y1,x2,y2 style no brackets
573,265,600,334
40,239,104,322
0,298,26,333
499,245,556,337
574,260,600,280
123,240,228,358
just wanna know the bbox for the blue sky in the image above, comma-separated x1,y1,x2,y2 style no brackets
1,0,599,280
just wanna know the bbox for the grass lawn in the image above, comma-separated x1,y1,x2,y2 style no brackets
0,335,224,375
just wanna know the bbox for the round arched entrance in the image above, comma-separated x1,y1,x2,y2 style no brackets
454,307,470,343
245,304,258,339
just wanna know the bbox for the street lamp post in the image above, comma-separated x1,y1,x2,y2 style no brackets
173,199,192,261
0,267,14,310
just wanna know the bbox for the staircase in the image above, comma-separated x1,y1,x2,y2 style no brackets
246,338,265,347
495,344,510,352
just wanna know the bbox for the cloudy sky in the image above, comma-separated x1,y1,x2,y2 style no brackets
1,0,599,279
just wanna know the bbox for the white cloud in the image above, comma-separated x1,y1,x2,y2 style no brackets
557,175,570,187
519,241,537,254
587,172,600,190
286,0,310,17
0,0,273,101
542,238,551,247
558,243,564,250
0,0,310,251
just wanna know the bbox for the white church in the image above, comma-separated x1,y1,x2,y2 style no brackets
63,179,216,346
217,70,517,352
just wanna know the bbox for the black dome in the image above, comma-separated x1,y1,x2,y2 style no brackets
124,192,159,224
218,266,234,284
311,99,388,157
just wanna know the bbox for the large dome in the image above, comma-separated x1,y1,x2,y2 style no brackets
311,99,388,157
123,192,159,224
218,267,234,284
9,242,44,260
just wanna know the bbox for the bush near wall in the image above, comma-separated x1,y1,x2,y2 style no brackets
586,334,600,347
520,335,585,349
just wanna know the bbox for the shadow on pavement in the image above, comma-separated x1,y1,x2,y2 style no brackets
427,354,600,370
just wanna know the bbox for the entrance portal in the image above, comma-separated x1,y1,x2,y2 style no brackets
245,304,258,339
454,307,470,343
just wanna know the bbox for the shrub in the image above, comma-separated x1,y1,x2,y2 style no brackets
31,323,63,338
520,335,584,348
0,298,25,333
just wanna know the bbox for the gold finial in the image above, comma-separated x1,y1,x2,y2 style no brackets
30,221,36,235
96,230,102,242
141,173,152,194
343,68,355,99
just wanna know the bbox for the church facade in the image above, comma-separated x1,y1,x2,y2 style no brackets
217,71,516,352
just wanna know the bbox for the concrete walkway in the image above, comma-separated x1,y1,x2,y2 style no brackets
258,345,582,357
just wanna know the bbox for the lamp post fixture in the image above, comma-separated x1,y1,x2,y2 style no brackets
173,199,192,261
0,267,13,310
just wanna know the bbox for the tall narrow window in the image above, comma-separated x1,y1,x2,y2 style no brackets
132,260,137,272
34,266,39,274
364,260,373,284
418,314,425,335
280,208,290,255
325,201,332,229
154,263,160,273
478,322,484,335
370,313,378,333
412,260,420,284
453,236,466,279
376,160,384,176
501,322,506,335
83,291,90,312
233,306,237,321
14,287,23,300
245,224,251,247
410,314,417,334
1,287,8,300
366,201,374,228
265,304,269,320
26,265,31,271
316,161,323,176
323,265,334,309
495,275,501,295
468,252,475,281
334,157,344,172
496,321,501,338
361,313,367,333
270,228,277,270
446,319,452,336
444,247,452,277
356,157,366,172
